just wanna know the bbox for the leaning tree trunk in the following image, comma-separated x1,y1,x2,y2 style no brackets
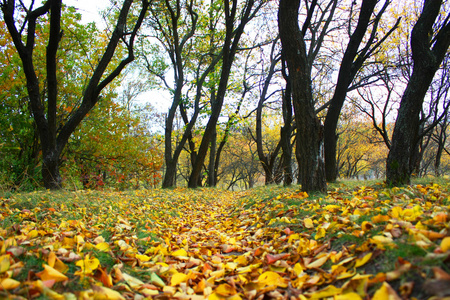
278,0,326,192
386,0,450,186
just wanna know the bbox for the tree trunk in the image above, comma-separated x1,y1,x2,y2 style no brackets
323,0,394,182
207,128,217,187
278,0,326,192
280,60,293,186
434,120,448,176
386,0,450,186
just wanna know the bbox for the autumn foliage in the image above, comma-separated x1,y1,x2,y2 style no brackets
1,180,450,298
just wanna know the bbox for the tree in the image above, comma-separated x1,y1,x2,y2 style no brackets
0,6,117,189
323,0,400,182
278,0,326,192
1,0,149,189
188,0,264,188
386,0,450,186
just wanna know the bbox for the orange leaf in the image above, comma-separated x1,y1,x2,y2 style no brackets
266,253,290,264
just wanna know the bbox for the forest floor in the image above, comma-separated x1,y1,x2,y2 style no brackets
1,178,450,299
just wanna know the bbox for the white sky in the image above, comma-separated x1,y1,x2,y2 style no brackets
63,0,111,24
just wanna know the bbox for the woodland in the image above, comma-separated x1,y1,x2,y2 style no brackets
1,0,450,298
0,0,448,192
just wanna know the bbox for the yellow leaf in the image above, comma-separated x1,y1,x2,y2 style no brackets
372,215,390,223
288,233,300,243
306,255,329,269
208,293,223,300
304,218,314,228
171,272,188,286
361,221,373,231
95,242,110,252
75,254,100,276
0,255,10,273
391,207,402,219
28,229,39,239
215,283,237,296
415,221,427,230
369,236,395,249
0,278,20,290
210,268,225,279
258,271,288,288
172,249,188,257
372,282,402,300
122,273,144,289
315,227,326,240
355,252,372,268
42,285,66,300
48,252,68,274
136,254,151,262
441,237,450,252
91,285,125,300
293,263,303,276
335,292,362,300
36,264,68,282
225,262,238,270
308,285,342,299
234,255,248,266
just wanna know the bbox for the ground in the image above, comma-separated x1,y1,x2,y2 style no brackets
0,179,450,299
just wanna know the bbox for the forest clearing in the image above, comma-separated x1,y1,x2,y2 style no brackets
1,179,450,299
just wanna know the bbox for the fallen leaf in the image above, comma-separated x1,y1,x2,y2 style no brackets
372,282,402,300
354,252,372,268
0,278,20,290
304,218,314,229
36,264,68,282
91,285,125,300
258,271,288,288
171,272,188,286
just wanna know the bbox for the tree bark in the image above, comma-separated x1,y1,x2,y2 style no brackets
387,0,450,186
278,0,326,192
280,85,293,185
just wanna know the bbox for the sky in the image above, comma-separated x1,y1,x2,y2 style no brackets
64,0,111,24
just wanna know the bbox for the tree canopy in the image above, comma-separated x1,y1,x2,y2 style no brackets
0,0,449,191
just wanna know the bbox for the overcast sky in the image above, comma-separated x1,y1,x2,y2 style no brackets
64,0,111,25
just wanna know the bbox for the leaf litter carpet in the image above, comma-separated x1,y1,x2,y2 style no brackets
1,184,450,299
